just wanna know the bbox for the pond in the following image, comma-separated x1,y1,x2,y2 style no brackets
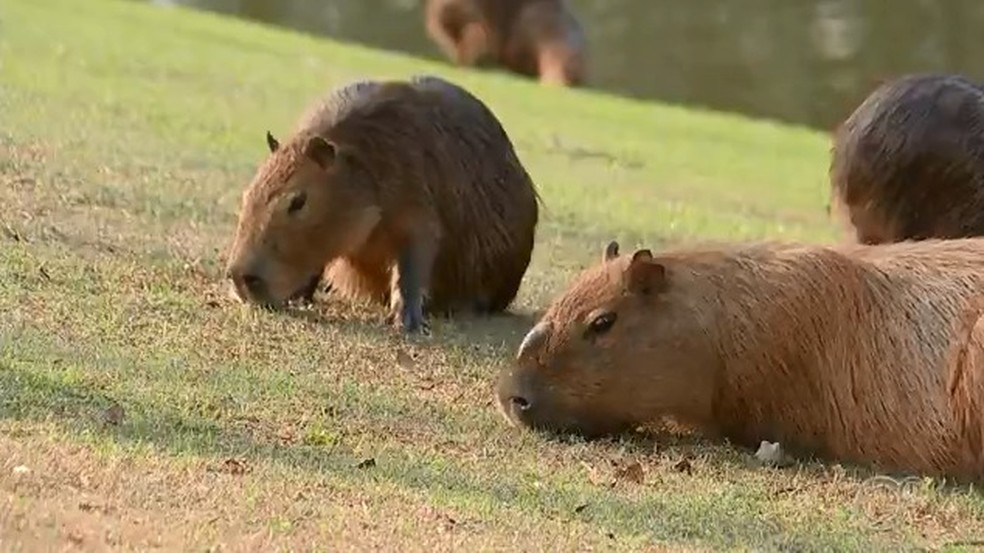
145,0,984,131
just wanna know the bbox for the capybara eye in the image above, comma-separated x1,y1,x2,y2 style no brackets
586,312,617,337
287,192,307,215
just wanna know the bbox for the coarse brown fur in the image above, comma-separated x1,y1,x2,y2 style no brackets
225,75,541,332
497,237,984,480
424,0,587,87
829,73,984,244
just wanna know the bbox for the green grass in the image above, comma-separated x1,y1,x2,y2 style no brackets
2,0,984,551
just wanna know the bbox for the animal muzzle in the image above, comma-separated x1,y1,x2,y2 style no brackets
229,271,270,305
495,366,556,431
225,256,273,306
494,367,627,439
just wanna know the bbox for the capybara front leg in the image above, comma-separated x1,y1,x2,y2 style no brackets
456,22,491,66
387,239,437,334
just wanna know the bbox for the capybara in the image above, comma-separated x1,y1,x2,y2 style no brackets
224,75,541,333
829,73,984,244
497,237,984,480
424,0,587,87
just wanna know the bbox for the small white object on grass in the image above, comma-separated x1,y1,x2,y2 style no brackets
754,441,793,467
12,465,30,475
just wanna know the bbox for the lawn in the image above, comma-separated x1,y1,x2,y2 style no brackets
2,0,984,551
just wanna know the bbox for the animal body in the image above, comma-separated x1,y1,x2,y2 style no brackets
497,237,984,480
829,73,984,244
225,75,540,333
424,0,587,87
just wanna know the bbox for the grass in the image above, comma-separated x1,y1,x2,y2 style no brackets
2,0,984,551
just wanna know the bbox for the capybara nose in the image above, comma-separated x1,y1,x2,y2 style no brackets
510,395,531,412
240,273,264,296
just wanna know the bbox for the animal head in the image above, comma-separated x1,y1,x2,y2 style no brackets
224,130,381,307
827,188,896,245
495,241,720,438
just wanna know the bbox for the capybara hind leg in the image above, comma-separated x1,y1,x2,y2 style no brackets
427,11,465,62
386,239,438,334
427,1,488,67
456,22,491,66
537,44,584,87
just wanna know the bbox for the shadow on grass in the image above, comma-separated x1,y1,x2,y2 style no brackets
275,295,541,356
0,360,888,551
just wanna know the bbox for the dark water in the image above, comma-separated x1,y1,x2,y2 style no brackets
146,0,984,131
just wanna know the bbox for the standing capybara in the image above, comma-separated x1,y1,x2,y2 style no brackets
424,0,587,87
829,73,984,244
497,237,984,480
224,75,541,333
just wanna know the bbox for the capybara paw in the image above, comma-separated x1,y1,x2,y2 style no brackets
400,307,429,335
385,303,428,335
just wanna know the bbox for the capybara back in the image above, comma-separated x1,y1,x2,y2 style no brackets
830,73,984,244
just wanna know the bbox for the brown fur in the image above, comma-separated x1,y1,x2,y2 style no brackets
424,0,587,87
829,73,984,244
225,75,541,332
497,237,984,480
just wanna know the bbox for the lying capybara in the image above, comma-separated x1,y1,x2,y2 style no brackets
424,0,587,87
225,75,541,333
829,73,984,244
497,237,984,480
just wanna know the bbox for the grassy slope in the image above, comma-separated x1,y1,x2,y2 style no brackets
1,0,983,551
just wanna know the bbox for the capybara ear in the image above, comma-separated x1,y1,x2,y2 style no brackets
516,321,550,361
603,241,619,262
302,135,337,170
625,249,666,296
266,130,280,153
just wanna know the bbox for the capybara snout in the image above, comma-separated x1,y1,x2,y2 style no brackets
497,241,717,439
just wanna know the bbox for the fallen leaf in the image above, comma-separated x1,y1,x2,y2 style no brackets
215,458,249,476
439,514,457,531
395,350,415,370
582,461,613,487
355,458,376,469
65,530,85,545
673,457,693,475
614,461,645,485
276,426,297,445
771,486,796,497
103,403,125,426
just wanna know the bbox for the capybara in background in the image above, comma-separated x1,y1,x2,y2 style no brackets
424,0,587,87
829,73,984,244
225,75,541,334
497,238,984,480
